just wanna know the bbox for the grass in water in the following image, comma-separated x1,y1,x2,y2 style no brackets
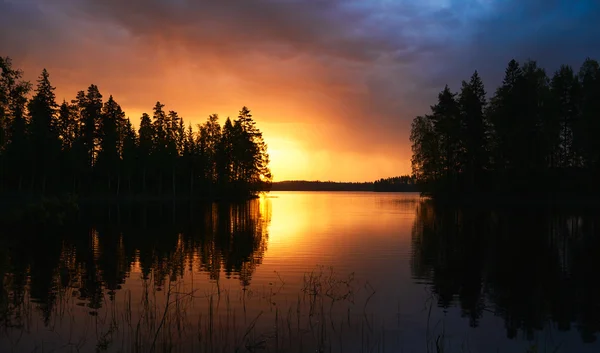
1,264,563,353
1,264,395,353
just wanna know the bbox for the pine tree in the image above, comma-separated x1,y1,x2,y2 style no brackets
152,102,168,194
0,57,274,201
122,118,138,195
98,95,124,194
218,117,234,190
410,115,441,190
0,57,31,191
28,69,60,194
70,90,88,193
199,114,222,187
138,113,154,193
1,57,30,152
520,61,551,189
152,102,167,150
550,65,581,169
57,101,77,149
430,86,460,192
458,71,488,192
82,85,103,169
576,58,600,174
233,107,272,194
184,123,198,195
166,110,180,195
487,60,525,190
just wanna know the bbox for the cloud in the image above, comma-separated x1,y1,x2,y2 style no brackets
2,0,599,180
431,0,600,91
47,0,419,63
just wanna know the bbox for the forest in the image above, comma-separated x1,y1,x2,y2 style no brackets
0,57,272,202
271,180,373,192
373,175,418,192
271,176,418,192
410,57,600,198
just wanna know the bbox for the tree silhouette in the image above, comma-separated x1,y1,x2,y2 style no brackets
410,115,440,190
0,199,271,326
458,71,488,192
410,57,600,198
430,86,461,192
411,199,600,342
82,85,103,170
97,95,124,194
0,57,272,202
28,69,60,194
1,57,32,193
577,58,600,190
121,118,137,194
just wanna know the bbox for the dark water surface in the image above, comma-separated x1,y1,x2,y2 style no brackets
1,191,599,352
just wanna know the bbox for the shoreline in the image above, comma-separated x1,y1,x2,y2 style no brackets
422,191,600,208
0,192,265,225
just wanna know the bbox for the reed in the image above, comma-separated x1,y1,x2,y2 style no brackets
0,264,562,353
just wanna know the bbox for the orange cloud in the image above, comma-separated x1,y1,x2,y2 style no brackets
5,0,599,181
1,0,442,181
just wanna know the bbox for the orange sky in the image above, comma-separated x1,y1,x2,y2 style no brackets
0,0,472,182
3,0,599,181
11,45,414,182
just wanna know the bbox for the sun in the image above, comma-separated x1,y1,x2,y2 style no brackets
264,137,310,182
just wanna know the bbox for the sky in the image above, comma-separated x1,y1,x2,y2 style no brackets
1,0,600,182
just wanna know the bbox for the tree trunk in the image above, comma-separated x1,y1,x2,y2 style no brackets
159,174,163,196
142,168,146,194
116,174,121,197
172,169,176,198
30,174,35,196
190,170,194,195
172,198,176,222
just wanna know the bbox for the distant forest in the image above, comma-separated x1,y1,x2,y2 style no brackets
0,57,272,202
411,57,600,198
271,175,418,192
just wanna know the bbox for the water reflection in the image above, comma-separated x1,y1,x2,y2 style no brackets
411,200,600,344
2,192,600,352
0,199,270,327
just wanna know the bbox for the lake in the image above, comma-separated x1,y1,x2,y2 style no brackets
1,191,599,353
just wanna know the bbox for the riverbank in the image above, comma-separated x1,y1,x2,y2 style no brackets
0,191,263,225
422,190,600,209
271,180,419,192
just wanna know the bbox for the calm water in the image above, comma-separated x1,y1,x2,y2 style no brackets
1,191,599,352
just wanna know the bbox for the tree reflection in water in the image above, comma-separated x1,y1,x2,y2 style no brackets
411,199,600,343
0,199,270,327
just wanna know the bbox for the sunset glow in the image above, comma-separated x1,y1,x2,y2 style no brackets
2,1,600,352
2,0,598,181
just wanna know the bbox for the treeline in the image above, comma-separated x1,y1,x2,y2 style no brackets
271,175,417,192
410,57,600,197
271,180,373,192
373,175,418,192
0,57,272,201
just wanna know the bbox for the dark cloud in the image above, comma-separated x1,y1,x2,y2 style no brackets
46,0,422,64
434,0,600,92
3,0,448,151
2,0,600,179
